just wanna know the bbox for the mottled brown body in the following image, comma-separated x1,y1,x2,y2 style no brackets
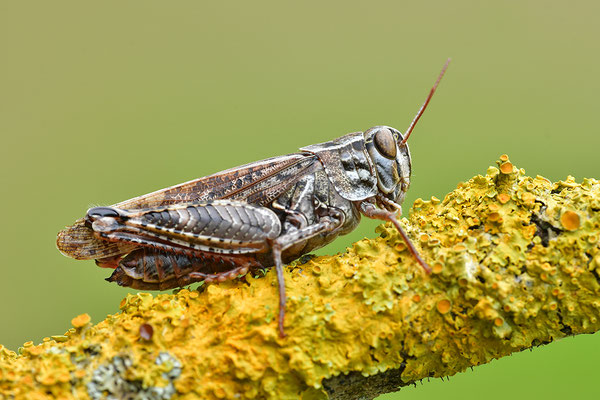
97,163,359,290
57,60,450,337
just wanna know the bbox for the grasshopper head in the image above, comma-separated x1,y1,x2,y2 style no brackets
364,59,450,206
364,126,411,205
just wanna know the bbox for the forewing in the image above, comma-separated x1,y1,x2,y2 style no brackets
57,221,137,260
57,153,318,260
115,153,316,208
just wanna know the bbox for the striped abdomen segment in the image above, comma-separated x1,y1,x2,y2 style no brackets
108,247,262,290
89,200,282,255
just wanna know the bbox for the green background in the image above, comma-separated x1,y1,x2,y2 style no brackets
1,1,599,399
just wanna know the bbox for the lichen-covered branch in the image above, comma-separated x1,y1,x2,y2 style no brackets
1,156,600,400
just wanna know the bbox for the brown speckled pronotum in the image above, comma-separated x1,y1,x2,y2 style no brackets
57,59,450,337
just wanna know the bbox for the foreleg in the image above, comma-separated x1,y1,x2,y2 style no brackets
359,200,431,274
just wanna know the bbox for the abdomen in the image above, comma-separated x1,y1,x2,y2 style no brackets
107,248,263,290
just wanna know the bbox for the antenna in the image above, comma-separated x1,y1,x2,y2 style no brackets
401,58,451,146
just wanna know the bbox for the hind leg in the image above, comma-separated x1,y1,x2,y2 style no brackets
188,264,251,283
270,208,344,338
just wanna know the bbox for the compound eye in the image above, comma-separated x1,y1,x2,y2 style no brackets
374,128,397,159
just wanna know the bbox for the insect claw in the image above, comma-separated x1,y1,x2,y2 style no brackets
279,324,287,339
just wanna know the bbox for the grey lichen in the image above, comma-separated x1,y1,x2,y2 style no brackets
87,353,181,400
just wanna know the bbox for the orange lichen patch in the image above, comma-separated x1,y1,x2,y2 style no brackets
522,224,537,240
412,294,421,303
70,314,91,328
74,370,86,379
5,371,16,381
488,212,501,222
420,234,429,242
499,162,513,174
21,374,33,386
57,372,70,383
560,210,580,231
466,217,480,227
499,154,509,162
494,318,504,327
428,238,441,246
541,262,552,271
437,299,452,314
497,193,511,204
25,346,43,356
432,262,444,274
38,374,56,386
552,288,560,296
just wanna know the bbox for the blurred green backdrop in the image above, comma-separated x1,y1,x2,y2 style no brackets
1,1,599,399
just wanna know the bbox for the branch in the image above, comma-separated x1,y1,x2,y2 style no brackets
1,155,599,400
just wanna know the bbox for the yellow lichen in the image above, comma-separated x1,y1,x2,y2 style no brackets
436,299,452,314
497,193,511,204
1,155,600,399
432,262,444,274
499,161,513,174
560,210,581,231
70,314,91,329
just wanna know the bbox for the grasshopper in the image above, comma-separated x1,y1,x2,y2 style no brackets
57,59,450,337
